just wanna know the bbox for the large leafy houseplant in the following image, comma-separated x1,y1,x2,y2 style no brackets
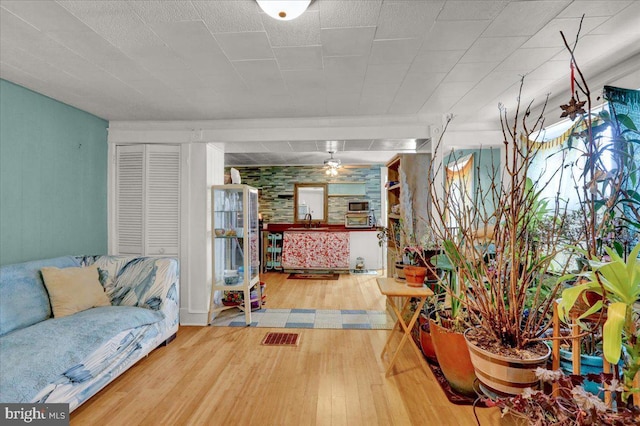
551,18,640,406
558,242,640,403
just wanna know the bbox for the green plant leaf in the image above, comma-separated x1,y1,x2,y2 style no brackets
576,300,603,330
612,241,624,257
603,302,626,364
558,282,600,323
617,113,638,131
625,243,640,300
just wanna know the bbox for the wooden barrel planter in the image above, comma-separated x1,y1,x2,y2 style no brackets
430,320,476,397
394,262,406,281
464,328,551,396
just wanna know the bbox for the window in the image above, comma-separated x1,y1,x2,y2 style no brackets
527,112,614,212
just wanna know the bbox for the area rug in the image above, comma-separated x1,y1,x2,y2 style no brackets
211,308,394,329
287,273,339,280
412,336,488,406
261,332,300,346
425,360,482,405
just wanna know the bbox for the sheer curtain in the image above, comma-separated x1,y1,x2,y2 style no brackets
445,153,474,229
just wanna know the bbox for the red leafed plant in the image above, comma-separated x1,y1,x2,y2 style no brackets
485,368,640,425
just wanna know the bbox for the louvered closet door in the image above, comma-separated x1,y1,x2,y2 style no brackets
115,144,180,256
116,145,144,255
145,145,180,256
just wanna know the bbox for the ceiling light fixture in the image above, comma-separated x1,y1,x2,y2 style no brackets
256,0,311,21
324,150,341,176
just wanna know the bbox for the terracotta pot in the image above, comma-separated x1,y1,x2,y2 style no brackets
429,320,476,397
464,328,551,396
404,265,427,287
419,321,438,363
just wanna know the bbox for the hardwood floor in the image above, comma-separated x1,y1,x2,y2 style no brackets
71,272,510,425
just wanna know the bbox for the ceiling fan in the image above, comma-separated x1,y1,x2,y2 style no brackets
324,150,341,176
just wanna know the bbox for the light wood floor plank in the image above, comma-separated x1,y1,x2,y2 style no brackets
71,272,512,425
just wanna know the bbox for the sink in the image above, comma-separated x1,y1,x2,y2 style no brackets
287,227,330,231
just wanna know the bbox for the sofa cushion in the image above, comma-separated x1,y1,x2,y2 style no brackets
0,305,164,403
41,265,111,318
0,256,81,337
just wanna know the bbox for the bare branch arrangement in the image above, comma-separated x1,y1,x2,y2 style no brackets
425,79,579,353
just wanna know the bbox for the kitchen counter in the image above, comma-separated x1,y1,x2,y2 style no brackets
282,230,350,269
263,225,382,271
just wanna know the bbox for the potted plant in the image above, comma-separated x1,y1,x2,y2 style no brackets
416,301,438,363
426,254,478,397
488,367,639,424
558,242,640,404
378,218,441,285
403,244,430,287
424,76,582,396
485,24,640,418
549,18,640,407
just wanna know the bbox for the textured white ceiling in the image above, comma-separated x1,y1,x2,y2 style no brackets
1,0,639,166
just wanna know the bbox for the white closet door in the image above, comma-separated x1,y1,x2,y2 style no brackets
145,145,180,255
114,144,180,256
115,145,144,255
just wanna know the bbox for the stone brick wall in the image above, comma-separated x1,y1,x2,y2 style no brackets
230,165,382,224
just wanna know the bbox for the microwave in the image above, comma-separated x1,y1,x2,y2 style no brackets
345,213,372,228
348,200,370,213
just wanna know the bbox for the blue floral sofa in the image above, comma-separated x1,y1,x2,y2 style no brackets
0,255,179,411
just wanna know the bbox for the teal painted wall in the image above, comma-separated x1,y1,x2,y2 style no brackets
0,79,108,265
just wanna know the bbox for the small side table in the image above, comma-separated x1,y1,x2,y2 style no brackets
376,277,434,376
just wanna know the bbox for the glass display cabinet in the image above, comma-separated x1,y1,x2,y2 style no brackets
209,184,261,325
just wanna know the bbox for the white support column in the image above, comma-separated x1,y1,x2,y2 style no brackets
430,115,452,234
179,142,225,326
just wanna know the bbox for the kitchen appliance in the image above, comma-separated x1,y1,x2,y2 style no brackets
345,212,372,228
348,200,370,213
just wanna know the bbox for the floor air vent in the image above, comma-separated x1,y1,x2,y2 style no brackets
261,332,300,346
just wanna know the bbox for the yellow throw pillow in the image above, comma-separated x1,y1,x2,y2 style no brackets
41,264,111,318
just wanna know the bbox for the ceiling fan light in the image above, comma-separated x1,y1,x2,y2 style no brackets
256,0,311,21
325,166,338,177
324,159,341,168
